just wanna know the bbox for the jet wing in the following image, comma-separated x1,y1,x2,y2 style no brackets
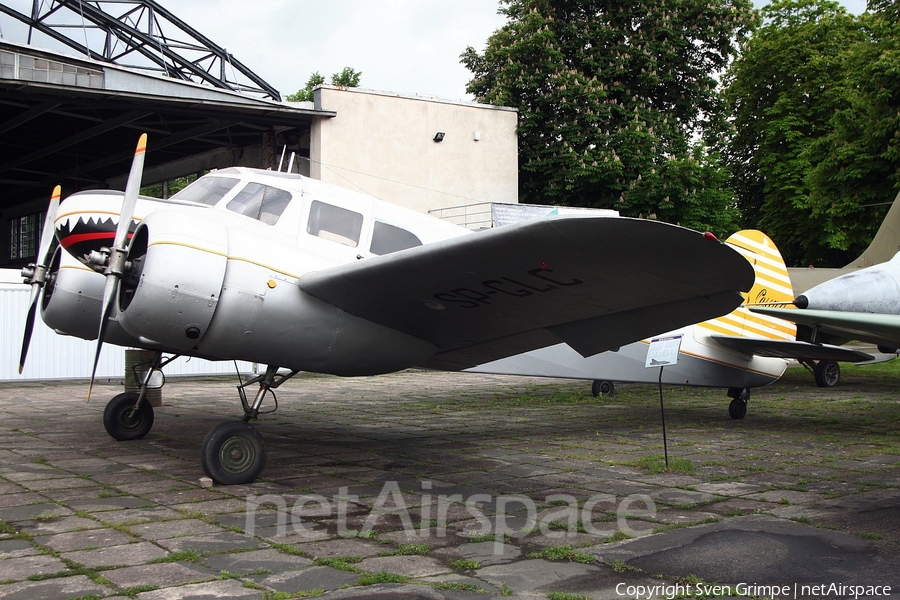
751,307,900,350
300,216,755,370
711,335,873,362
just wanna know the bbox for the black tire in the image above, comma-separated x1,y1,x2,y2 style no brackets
728,397,748,420
591,380,615,397
814,360,840,388
103,392,154,440
200,421,267,485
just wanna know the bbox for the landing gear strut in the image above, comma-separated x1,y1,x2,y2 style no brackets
102,351,175,441
199,365,299,485
727,387,749,420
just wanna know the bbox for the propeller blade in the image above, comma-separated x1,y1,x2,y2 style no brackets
87,268,119,402
18,186,62,374
88,134,148,401
114,133,147,250
18,286,40,375
37,185,61,265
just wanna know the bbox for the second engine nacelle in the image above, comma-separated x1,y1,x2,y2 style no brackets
118,210,228,352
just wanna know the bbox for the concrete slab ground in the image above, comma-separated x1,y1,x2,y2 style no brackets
1,364,899,599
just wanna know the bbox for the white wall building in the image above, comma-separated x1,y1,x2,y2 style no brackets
309,85,519,215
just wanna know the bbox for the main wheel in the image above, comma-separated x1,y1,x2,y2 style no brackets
201,421,267,485
814,360,840,388
591,380,615,397
728,397,748,420
103,392,154,440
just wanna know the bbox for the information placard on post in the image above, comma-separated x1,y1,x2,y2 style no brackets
645,334,683,368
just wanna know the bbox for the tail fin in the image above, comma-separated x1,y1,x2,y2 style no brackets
698,230,796,341
846,189,900,269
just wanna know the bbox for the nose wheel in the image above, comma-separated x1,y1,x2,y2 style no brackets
200,420,267,485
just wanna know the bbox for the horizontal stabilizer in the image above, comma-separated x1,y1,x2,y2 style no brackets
711,335,873,362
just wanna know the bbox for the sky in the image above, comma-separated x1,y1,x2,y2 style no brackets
0,0,872,102
163,0,870,101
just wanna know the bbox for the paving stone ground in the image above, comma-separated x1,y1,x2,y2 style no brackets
1,363,899,599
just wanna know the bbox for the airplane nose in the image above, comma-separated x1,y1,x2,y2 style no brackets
797,256,900,314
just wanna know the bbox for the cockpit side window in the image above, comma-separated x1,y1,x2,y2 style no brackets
170,176,239,206
370,221,422,255
226,183,292,225
307,200,363,247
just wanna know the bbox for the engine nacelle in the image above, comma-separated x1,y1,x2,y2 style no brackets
118,210,228,352
40,248,144,348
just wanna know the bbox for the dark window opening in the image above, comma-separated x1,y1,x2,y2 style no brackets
370,221,422,255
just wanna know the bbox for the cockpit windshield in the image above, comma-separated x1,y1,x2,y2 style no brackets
226,183,292,225
170,176,240,206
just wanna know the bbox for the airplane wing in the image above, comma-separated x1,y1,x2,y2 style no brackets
710,335,873,362
751,307,900,351
300,216,755,370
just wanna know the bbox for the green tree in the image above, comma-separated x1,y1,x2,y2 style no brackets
804,2,900,263
461,0,756,236
286,67,362,102
719,0,865,266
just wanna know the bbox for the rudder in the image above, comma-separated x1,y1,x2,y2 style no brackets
699,230,796,341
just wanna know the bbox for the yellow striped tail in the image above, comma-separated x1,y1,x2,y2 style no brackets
698,230,796,341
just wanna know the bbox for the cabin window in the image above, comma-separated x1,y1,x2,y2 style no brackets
226,183,292,225
170,176,239,206
370,221,422,255
307,200,363,247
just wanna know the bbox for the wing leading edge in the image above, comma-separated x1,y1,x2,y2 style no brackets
301,216,755,370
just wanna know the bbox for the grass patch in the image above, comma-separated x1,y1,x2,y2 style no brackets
860,531,884,540
432,581,488,593
526,545,596,564
313,556,362,572
635,454,695,474
120,585,159,598
356,570,409,585
149,549,203,563
548,593,591,600
450,558,481,571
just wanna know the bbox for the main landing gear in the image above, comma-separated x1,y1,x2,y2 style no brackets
102,351,176,441
727,387,750,420
101,355,298,485
200,365,298,485
798,359,841,388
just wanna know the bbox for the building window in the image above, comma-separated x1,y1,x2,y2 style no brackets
9,212,43,261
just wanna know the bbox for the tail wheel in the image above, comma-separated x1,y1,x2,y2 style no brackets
591,380,615,397
728,397,748,420
103,392,154,440
201,421,267,485
814,360,840,388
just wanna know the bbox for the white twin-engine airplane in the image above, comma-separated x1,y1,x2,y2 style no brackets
17,134,808,484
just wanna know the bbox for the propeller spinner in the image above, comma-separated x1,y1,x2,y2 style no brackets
18,185,62,374
87,134,147,401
